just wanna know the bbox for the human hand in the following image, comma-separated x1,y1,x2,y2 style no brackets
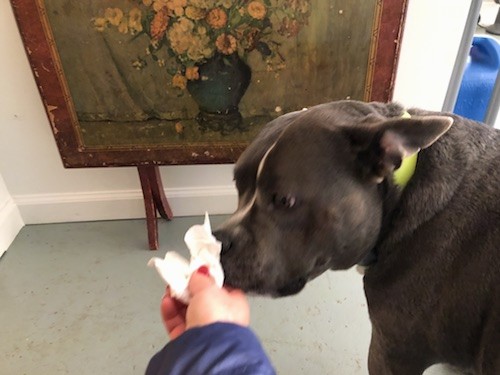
161,267,250,340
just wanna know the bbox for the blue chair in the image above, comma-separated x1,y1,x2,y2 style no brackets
454,36,500,122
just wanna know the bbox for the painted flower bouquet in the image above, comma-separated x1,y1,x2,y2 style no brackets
93,0,311,90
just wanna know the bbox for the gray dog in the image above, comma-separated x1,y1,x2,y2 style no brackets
214,100,500,374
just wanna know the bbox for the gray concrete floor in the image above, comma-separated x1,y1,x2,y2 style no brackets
0,216,460,374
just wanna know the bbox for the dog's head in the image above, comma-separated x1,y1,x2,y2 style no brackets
216,101,453,297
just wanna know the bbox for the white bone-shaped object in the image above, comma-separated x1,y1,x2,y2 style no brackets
147,213,224,304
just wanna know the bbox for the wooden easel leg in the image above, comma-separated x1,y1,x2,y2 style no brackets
138,166,173,250
147,166,173,220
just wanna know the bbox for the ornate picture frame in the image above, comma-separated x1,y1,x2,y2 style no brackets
10,0,408,168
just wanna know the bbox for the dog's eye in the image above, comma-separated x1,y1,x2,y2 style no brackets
272,193,296,209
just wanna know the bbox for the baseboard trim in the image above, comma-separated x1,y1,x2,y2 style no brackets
13,186,238,225
0,197,25,257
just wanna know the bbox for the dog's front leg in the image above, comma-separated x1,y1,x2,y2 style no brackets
368,332,430,375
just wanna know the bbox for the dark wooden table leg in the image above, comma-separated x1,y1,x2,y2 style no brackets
138,166,173,250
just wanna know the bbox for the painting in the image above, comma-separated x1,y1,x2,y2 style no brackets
10,0,408,167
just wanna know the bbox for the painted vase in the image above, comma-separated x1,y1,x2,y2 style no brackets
187,53,251,134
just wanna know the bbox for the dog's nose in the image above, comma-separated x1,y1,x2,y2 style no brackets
213,229,233,255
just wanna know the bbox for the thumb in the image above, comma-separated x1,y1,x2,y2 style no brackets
188,267,215,296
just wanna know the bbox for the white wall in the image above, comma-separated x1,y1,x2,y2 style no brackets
0,172,24,257
0,1,471,245
393,0,471,109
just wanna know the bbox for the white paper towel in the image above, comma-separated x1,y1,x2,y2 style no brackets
147,213,224,304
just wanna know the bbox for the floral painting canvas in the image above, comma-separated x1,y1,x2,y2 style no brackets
10,0,407,167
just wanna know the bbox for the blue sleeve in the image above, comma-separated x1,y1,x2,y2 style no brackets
145,322,276,375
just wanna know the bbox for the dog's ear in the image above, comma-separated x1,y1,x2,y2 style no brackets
346,116,454,183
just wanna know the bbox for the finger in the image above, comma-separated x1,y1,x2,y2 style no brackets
168,322,187,340
161,296,187,338
163,312,186,334
163,311,186,340
161,295,187,322
188,268,215,295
